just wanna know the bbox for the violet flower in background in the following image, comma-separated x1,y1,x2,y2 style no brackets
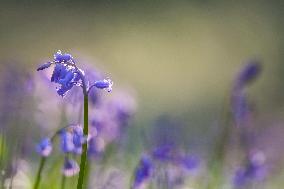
233,151,268,188
0,63,36,183
62,157,80,177
151,145,199,171
88,90,137,157
132,155,153,189
231,60,261,127
59,125,85,155
36,138,52,157
231,60,268,188
233,60,261,91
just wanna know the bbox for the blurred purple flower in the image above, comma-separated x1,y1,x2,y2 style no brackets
133,155,153,188
152,144,174,162
36,138,52,157
88,90,136,157
231,60,261,126
152,145,200,171
179,155,200,170
62,157,80,177
233,151,267,187
233,60,261,91
72,125,85,154
60,125,85,154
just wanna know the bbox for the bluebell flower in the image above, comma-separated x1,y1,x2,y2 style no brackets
179,155,200,170
152,145,174,162
54,51,74,63
233,151,267,188
60,125,86,154
60,129,75,153
231,61,261,127
94,79,113,92
36,138,52,157
72,125,85,154
133,155,153,188
152,145,200,171
36,62,52,71
62,157,80,177
37,50,113,97
234,60,261,91
88,136,105,157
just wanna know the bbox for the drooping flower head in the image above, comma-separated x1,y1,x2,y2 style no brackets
231,60,261,127
60,125,86,154
37,50,113,97
233,60,261,91
36,138,52,157
62,157,80,177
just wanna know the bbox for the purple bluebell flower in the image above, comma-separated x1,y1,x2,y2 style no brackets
60,125,85,154
54,51,74,63
62,157,80,177
106,91,137,126
179,155,200,170
93,79,113,92
152,145,200,171
234,60,261,91
88,136,105,157
72,125,85,154
60,129,75,153
36,138,52,157
133,155,153,188
233,151,267,188
231,61,261,126
152,144,175,162
37,62,52,71
37,50,113,97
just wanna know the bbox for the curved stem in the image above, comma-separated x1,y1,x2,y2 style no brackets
33,157,46,189
77,94,89,189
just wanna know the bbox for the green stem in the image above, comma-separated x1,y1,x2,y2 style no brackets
61,174,66,189
83,159,91,188
33,157,46,189
77,94,89,189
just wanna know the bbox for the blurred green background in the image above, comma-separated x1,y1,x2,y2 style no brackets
0,0,284,188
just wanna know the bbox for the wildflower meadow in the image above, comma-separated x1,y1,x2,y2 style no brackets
0,0,284,189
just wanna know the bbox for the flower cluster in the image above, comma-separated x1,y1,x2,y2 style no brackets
37,50,113,97
36,124,85,177
132,145,199,188
152,145,199,170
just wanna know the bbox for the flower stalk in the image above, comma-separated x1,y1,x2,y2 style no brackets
33,157,46,189
77,94,88,189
